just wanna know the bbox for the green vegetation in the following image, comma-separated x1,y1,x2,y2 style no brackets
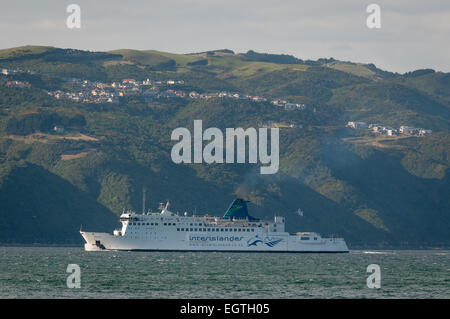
0,46,448,247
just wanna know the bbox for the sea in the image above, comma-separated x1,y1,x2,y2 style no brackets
0,247,448,298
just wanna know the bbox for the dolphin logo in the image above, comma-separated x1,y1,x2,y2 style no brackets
247,239,263,246
247,235,283,247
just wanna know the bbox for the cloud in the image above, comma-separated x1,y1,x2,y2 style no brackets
0,0,449,73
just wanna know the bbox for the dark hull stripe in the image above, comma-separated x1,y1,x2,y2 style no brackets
93,248,349,253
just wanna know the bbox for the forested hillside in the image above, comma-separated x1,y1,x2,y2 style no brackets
0,46,448,247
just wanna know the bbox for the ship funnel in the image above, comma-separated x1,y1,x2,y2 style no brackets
223,198,259,221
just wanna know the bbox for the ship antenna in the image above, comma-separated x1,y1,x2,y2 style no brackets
142,185,146,215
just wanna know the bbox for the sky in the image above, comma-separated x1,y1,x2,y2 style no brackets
1,0,449,73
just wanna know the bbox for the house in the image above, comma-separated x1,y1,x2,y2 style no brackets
419,129,432,136
371,126,380,133
122,78,137,84
252,96,267,102
174,90,186,98
284,103,298,111
189,91,200,98
271,99,287,106
53,125,65,134
5,81,31,88
399,126,413,134
347,121,368,129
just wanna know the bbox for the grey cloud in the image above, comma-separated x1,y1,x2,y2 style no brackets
0,0,449,73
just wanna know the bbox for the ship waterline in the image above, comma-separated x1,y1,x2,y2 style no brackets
81,199,348,253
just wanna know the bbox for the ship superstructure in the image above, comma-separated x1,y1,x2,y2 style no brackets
81,199,348,252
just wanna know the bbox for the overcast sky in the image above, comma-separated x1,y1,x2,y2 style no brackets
1,0,449,73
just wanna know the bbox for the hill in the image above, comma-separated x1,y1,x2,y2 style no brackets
0,46,449,248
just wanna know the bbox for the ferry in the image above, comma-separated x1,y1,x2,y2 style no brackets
80,198,348,253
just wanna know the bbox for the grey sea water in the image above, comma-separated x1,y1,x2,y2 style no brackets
0,247,448,298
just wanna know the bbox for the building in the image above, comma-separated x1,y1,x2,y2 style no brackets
419,129,432,136
189,91,200,98
271,99,288,106
53,125,65,134
122,78,137,84
252,96,267,102
346,121,368,129
5,81,31,88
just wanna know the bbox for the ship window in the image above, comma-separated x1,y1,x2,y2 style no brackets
194,228,198,231
251,229,254,232
155,223,158,226
190,223,193,226
190,228,193,231
177,228,180,231
164,223,167,226
203,228,206,232
181,228,184,231
147,223,149,225
151,223,154,225
314,237,317,240
301,237,310,240
137,223,140,225
234,229,237,232
207,228,210,231
247,229,250,232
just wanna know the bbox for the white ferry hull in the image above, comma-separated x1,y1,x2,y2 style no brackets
81,231,348,253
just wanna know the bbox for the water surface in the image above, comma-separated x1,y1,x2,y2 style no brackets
0,247,448,298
